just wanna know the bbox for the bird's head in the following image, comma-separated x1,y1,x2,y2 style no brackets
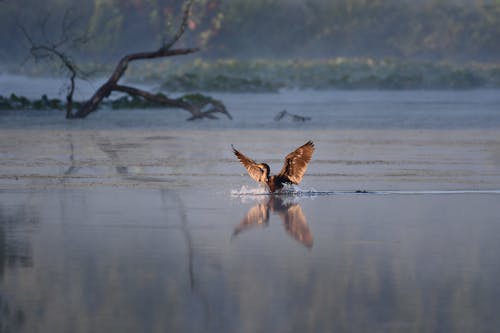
258,163,271,182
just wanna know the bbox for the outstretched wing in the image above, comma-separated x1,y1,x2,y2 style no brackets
232,145,267,183
277,141,315,184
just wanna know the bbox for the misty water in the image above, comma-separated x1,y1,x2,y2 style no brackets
1,76,500,332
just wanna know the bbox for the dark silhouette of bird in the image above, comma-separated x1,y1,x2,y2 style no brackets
232,141,315,193
274,109,311,122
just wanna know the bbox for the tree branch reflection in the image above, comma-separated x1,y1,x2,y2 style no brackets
0,201,37,331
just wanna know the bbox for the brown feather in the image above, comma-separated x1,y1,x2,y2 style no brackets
232,145,268,183
277,141,315,184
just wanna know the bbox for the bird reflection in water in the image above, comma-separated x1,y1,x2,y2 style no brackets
233,196,313,248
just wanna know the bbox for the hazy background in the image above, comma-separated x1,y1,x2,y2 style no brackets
1,0,500,65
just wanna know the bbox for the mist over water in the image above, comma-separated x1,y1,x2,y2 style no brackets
2,75,500,130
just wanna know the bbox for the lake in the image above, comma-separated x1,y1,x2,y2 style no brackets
1,76,500,332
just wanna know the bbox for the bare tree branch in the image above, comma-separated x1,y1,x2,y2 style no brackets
19,8,90,118
162,0,194,51
17,22,34,45
74,46,199,118
38,13,51,45
74,0,230,120
114,84,232,120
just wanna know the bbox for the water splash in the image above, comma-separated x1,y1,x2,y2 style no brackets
230,184,323,198
231,186,500,198
230,185,268,196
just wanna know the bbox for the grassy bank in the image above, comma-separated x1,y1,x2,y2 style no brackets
130,58,500,92
0,93,221,111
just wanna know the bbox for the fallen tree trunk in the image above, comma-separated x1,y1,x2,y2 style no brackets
112,85,232,120
73,1,230,120
73,48,203,119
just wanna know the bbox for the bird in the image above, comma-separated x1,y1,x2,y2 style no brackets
232,141,315,193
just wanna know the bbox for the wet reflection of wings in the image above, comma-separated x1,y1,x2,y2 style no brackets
234,196,313,248
233,203,270,237
277,203,313,248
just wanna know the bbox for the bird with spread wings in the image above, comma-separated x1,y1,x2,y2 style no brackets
232,141,315,193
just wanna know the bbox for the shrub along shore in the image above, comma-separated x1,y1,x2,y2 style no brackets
154,58,500,92
0,93,221,111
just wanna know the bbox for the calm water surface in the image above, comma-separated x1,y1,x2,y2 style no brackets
1,188,500,332
1,76,500,332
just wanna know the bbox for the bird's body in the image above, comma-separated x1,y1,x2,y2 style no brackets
232,141,315,193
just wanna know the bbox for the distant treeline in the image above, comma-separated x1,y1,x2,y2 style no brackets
151,58,500,91
1,0,500,63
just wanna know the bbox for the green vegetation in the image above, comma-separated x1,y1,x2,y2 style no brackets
108,94,171,109
0,94,68,110
179,92,222,106
162,73,282,92
0,92,223,111
152,58,500,91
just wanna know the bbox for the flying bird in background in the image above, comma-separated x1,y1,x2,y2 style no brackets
232,141,315,193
